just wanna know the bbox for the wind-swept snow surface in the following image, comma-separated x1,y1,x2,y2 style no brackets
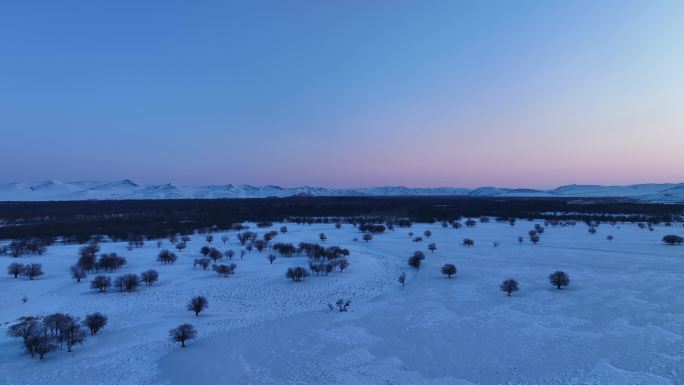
1,222,683,384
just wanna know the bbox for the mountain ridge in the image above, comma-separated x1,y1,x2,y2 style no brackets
1,180,683,202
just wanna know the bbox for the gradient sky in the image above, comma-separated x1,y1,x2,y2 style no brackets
1,0,683,188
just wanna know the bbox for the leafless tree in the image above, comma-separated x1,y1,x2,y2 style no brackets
22,264,43,280
549,271,570,289
7,262,24,278
169,323,196,347
90,275,111,292
71,265,87,283
84,312,107,335
500,279,519,296
187,295,209,316
441,263,457,278
140,269,159,286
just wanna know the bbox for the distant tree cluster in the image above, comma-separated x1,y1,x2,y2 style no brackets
286,267,309,282
74,246,127,274
1,238,50,257
7,263,43,280
7,312,106,359
157,250,178,264
212,263,236,277
358,223,386,234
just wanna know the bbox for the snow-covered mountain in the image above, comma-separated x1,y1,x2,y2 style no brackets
1,180,683,202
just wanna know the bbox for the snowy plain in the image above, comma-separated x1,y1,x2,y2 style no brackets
1,221,683,385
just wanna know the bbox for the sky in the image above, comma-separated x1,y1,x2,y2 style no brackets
1,0,683,189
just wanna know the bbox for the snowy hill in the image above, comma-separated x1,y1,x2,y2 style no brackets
1,180,683,202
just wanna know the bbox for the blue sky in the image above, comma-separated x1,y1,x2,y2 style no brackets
1,1,682,188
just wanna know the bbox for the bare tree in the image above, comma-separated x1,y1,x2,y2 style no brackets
337,258,350,272
30,335,56,359
22,264,43,280
428,243,436,253
206,235,214,244
221,235,229,244
440,263,457,278
71,265,87,283
84,312,107,335
225,250,235,260
193,257,211,270
114,274,139,292
549,271,570,289
267,254,277,264
140,269,159,286
213,263,236,277
253,240,267,253
157,250,178,264
408,255,422,269
62,316,86,352
280,226,288,234
500,279,519,296
319,233,327,243
187,295,209,316
175,241,187,252
362,233,373,242
90,275,112,292
7,316,40,346
208,248,222,263
7,262,24,278
462,239,474,247
286,267,309,282
169,323,196,348
423,230,432,238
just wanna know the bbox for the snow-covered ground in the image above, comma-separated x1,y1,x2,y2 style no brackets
1,221,684,384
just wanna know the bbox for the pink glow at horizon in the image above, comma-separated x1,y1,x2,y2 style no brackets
1,1,683,188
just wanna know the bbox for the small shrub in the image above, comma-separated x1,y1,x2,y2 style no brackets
663,235,684,245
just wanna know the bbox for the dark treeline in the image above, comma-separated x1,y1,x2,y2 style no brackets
0,196,682,241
